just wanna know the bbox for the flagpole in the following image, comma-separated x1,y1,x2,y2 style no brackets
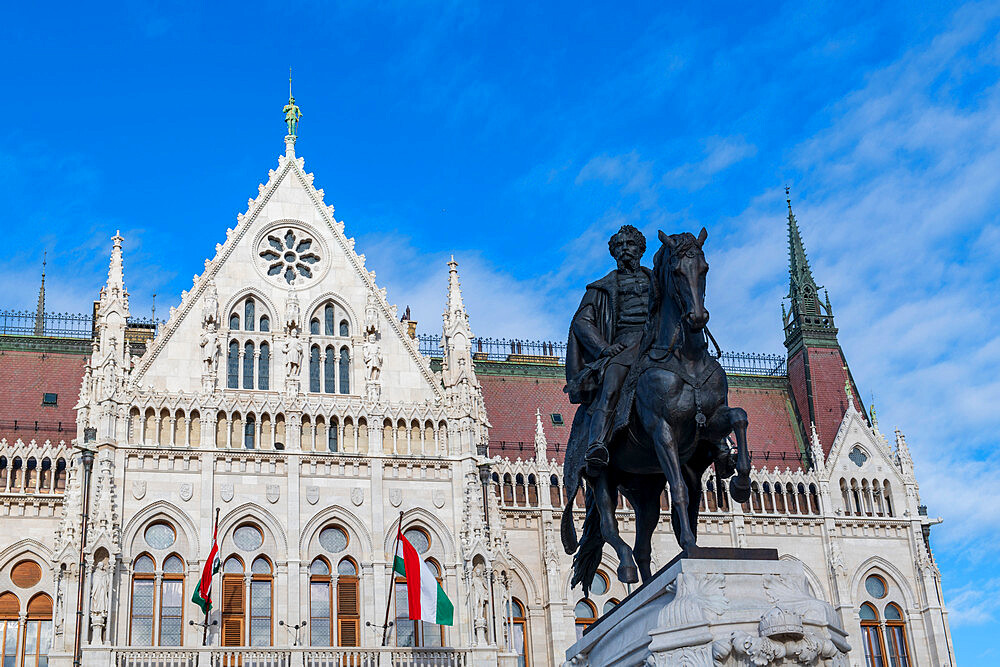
381,510,405,646
203,507,219,646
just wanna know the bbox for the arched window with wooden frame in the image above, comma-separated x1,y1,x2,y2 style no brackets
22,594,51,667
309,557,333,646
574,599,596,640
250,557,273,646
159,555,184,646
130,554,156,646
220,556,245,647
395,556,444,647
337,558,360,647
507,597,528,667
860,602,886,667
884,603,910,667
0,592,19,667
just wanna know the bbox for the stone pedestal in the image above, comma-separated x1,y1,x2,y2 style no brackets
564,549,850,666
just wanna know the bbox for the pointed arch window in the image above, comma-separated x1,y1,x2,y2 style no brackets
337,558,359,647
339,348,350,394
227,341,239,389
324,346,336,394
22,594,51,667
130,555,156,646
243,341,255,389
310,319,320,336
244,299,255,332
339,320,349,337
309,557,333,646
508,598,529,667
259,315,270,332
250,557,273,646
159,556,184,646
258,343,270,390
309,346,321,393
324,305,335,336
230,313,240,330
0,592,19,667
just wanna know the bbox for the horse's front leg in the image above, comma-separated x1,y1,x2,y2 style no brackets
622,477,664,583
649,422,697,551
592,473,638,583
726,406,751,503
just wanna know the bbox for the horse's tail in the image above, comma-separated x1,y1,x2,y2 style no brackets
560,483,579,554
570,486,605,597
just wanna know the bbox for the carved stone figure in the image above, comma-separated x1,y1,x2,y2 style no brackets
283,335,303,377
90,561,111,619
363,332,383,382
561,227,752,592
200,325,220,373
284,287,301,334
470,563,490,644
54,568,65,630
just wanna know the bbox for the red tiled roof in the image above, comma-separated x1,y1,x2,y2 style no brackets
479,370,806,470
0,349,88,444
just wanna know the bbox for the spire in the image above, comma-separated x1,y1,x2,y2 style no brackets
785,186,818,306
441,256,479,392
534,409,548,464
107,231,125,294
445,255,468,325
282,70,302,157
33,252,46,335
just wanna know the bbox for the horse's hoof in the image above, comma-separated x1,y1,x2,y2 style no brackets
730,474,751,503
618,563,639,584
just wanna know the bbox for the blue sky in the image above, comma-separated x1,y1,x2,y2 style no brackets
2,0,999,661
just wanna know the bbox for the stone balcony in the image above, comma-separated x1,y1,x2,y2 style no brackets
84,646,518,667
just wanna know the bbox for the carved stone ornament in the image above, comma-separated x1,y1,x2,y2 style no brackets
389,488,402,507
179,483,193,502
131,481,146,500
266,484,280,503
660,571,728,627
351,487,364,506
433,490,446,509
306,486,320,505
221,483,234,503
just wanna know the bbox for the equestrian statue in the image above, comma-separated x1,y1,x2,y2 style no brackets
561,225,752,594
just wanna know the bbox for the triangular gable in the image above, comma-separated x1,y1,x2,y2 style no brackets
824,403,900,482
133,148,442,401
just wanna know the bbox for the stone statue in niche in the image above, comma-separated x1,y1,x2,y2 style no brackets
89,560,112,643
363,332,383,382
470,563,490,644
97,338,119,402
284,334,304,378
200,324,220,374
202,280,219,328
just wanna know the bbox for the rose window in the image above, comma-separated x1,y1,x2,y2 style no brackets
258,228,321,285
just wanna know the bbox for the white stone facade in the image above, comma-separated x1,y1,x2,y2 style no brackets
0,137,954,667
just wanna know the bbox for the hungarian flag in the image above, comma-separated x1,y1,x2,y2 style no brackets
393,530,454,626
192,517,221,614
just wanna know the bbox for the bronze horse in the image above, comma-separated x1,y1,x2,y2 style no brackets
561,229,752,592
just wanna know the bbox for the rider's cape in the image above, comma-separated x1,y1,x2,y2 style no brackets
562,268,654,542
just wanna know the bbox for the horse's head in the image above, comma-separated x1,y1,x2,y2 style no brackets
655,227,709,331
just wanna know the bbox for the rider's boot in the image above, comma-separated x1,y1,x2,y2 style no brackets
585,409,611,476
713,439,736,478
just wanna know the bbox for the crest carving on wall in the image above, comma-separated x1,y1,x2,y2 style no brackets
179,484,193,502
266,484,280,503
433,490,446,509
131,481,146,500
306,486,319,505
351,488,364,506
220,483,234,503
389,488,402,507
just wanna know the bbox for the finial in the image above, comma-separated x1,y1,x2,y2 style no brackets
842,365,855,407
283,72,302,138
42,251,46,279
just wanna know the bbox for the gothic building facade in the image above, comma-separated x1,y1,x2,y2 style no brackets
0,131,954,667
